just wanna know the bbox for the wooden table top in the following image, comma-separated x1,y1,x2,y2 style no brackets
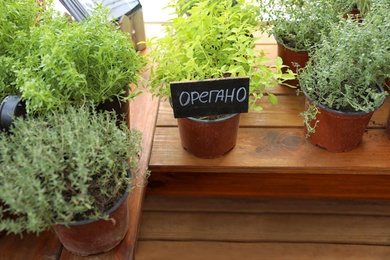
147,85,390,199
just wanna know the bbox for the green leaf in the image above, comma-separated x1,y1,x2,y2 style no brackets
268,93,278,105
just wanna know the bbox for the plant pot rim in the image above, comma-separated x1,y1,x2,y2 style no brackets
58,168,131,227
186,113,239,123
302,83,386,116
274,34,309,53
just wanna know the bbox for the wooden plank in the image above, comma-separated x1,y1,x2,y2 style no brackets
137,196,390,259
147,126,390,198
138,210,390,245
136,241,390,260
142,196,390,216
156,92,390,128
0,230,62,260
149,127,390,173
146,171,390,199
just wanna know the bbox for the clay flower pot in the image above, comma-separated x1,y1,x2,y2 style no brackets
52,178,131,256
304,86,385,152
177,113,240,159
276,39,309,88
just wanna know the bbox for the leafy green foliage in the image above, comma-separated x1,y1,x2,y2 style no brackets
2,5,145,114
299,7,389,133
0,0,43,99
0,105,143,234
148,0,294,111
0,0,41,55
260,0,352,51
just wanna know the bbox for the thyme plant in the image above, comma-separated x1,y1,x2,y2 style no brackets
0,106,143,234
299,17,388,132
260,0,352,51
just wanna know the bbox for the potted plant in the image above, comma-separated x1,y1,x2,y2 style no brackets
0,105,144,256
260,0,351,87
299,18,388,152
148,0,294,158
4,4,145,119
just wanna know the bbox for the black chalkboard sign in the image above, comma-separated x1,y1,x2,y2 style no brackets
170,77,250,118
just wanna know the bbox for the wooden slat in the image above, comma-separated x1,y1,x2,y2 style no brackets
0,230,62,259
139,208,390,245
156,91,390,128
142,196,390,216
136,241,390,260
149,127,390,172
136,196,390,259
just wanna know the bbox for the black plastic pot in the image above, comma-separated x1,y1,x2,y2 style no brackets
0,95,26,131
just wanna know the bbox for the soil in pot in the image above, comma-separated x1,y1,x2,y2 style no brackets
177,113,240,159
276,39,309,88
304,95,384,153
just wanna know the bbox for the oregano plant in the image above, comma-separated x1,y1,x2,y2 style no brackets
148,0,295,112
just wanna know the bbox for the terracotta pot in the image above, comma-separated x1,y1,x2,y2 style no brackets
52,186,130,256
343,5,363,23
177,113,240,159
276,38,309,88
304,87,385,152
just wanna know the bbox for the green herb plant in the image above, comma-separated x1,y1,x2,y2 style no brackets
0,105,144,235
148,0,295,111
10,5,145,114
299,17,388,133
260,0,351,52
0,0,43,99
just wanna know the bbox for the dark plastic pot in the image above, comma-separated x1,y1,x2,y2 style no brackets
96,96,129,127
276,38,309,88
0,95,26,131
304,85,385,152
52,170,131,256
177,113,240,159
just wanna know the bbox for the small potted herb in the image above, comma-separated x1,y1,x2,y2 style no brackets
260,0,350,87
148,0,294,158
8,5,145,117
299,17,388,152
0,105,144,256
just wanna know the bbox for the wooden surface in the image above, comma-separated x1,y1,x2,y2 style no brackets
137,33,390,259
136,195,390,260
147,80,390,199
